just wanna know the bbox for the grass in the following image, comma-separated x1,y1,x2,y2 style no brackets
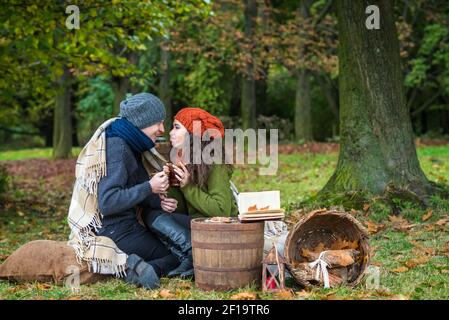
0,147,81,161
0,144,448,300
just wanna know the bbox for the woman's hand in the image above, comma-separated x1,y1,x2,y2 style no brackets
173,162,190,188
160,194,178,213
149,171,168,194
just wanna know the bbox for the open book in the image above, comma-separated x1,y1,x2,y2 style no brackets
237,191,285,222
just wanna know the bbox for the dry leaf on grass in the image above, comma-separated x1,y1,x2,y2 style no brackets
295,290,311,298
405,256,429,268
363,203,371,212
159,289,175,299
435,219,448,226
36,283,52,290
422,210,433,221
391,266,409,273
274,290,294,300
230,292,257,300
365,221,384,234
388,215,416,232
177,281,192,289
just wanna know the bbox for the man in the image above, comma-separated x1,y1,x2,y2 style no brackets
68,93,192,289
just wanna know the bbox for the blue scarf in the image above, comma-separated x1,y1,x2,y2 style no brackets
106,118,155,154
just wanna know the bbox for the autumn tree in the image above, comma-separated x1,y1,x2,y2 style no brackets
321,0,437,204
1,0,207,158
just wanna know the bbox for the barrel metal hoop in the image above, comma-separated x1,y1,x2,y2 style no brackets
192,241,263,250
194,265,261,273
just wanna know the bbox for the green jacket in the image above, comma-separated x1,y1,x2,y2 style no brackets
167,165,238,218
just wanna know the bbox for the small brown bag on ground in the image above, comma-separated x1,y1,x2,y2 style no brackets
0,240,110,285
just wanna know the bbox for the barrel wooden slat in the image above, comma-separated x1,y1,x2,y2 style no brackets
191,218,264,291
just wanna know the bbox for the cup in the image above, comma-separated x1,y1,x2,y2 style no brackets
166,163,180,187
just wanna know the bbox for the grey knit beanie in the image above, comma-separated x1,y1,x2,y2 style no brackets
119,93,166,129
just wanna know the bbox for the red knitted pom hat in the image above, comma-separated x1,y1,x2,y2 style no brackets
174,107,225,138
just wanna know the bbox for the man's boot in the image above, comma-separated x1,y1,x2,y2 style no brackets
148,214,194,278
125,254,160,289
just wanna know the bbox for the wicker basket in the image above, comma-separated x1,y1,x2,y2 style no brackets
284,209,370,288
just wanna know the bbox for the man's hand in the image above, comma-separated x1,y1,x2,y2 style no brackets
149,171,169,194
160,194,178,213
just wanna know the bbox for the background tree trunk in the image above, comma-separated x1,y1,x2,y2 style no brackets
294,69,313,142
112,76,130,115
321,0,433,202
159,38,172,133
241,0,257,129
294,1,313,142
52,66,72,159
112,52,138,115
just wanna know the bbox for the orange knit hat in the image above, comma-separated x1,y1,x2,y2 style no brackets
174,107,225,138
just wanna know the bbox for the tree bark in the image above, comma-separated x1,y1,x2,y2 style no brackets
112,76,130,115
321,0,433,202
53,66,73,159
241,0,257,129
159,38,172,132
112,52,138,115
294,69,313,142
294,0,313,142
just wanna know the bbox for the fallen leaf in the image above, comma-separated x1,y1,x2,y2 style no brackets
435,219,448,226
274,290,294,300
391,266,409,273
388,215,407,224
363,203,371,212
159,289,175,299
330,239,359,250
295,290,311,298
405,256,429,268
247,205,257,212
422,210,433,221
36,283,52,290
177,281,192,289
230,292,257,300
301,242,326,260
365,221,383,234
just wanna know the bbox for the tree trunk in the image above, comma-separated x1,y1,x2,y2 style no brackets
241,0,257,129
53,66,73,159
159,38,172,133
112,76,130,115
321,0,433,202
315,72,339,122
112,52,138,115
294,0,313,142
294,69,313,142
255,0,270,116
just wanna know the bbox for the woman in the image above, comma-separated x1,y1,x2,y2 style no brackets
165,107,239,218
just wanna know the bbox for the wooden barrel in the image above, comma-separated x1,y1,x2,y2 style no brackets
191,218,264,291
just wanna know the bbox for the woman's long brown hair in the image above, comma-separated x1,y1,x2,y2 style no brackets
185,133,232,190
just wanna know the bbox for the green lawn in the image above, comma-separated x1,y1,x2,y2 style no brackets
0,144,448,300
